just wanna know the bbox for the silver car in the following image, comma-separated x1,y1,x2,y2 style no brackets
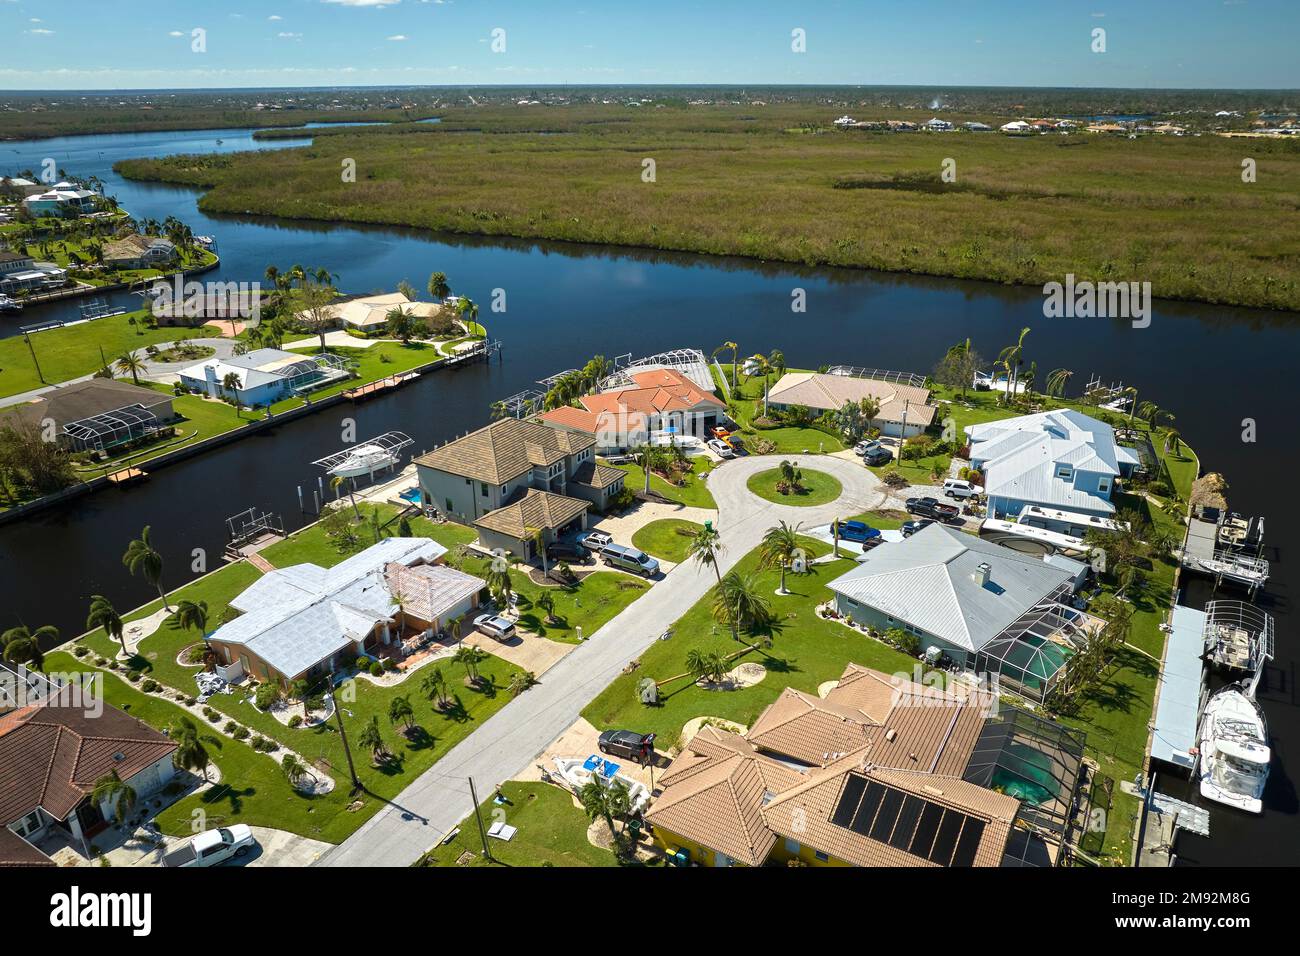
473,613,516,641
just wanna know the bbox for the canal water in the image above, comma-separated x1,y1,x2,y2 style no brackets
0,125,1295,865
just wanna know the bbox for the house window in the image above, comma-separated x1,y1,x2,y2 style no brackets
1098,478,1110,493
784,838,801,854
814,850,830,863
480,482,489,497
445,498,453,513
1056,466,1072,479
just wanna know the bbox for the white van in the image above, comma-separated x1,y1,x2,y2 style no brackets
601,543,660,578
942,478,984,500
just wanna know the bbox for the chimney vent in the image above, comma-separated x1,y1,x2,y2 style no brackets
972,562,992,586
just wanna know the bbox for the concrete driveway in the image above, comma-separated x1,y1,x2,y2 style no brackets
317,454,882,867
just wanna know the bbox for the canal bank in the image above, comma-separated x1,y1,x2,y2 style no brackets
1,123,1297,866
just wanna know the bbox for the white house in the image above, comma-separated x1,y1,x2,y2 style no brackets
965,409,1141,519
22,183,98,218
177,347,350,408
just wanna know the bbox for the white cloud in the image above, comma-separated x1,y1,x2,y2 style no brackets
27,28,54,35
387,34,408,41
168,30,185,37
268,15,283,20
277,32,303,39
321,0,400,6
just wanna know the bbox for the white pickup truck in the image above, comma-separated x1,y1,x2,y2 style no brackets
163,825,256,867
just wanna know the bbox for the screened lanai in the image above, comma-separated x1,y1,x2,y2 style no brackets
62,403,164,452
973,586,1097,703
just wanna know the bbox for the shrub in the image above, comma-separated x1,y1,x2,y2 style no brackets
369,660,385,677
141,679,159,693
251,735,278,753
94,656,108,667
383,658,398,672
126,670,142,683
288,715,304,728
203,707,221,723
73,646,90,658
184,645,207,665
254,682,281,710
233,726,251,741
224,720,238,734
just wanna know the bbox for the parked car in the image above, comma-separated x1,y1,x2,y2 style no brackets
942,478,984,500
163,825,256,867
905,497,962,522
707,438,736,459
577,529,613,553
862,447,892,467
546,540,589,563
854,439,884,457
901,519,935,538
599,729,657,763
711,426,731,440
473,613,516,641
837,520,881,544
601,542,661,577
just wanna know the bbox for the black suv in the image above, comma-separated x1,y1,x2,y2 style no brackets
546,540,589,563
598,730,656,763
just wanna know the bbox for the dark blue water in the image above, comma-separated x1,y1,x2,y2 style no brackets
0,125,1296,865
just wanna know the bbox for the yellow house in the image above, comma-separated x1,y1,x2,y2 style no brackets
645,662,1083,868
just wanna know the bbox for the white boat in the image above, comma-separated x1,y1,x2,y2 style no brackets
1198,683,1269,813
0,293,20,314
329,442,401,479
552,756,651,812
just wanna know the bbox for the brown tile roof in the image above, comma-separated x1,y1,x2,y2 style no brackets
746,688,878,766
415,418,594,485
384,562,485,623
0,697,177,825
0,826,53,867
762,760,1018,867
570,459,625,490
473,489,590,540
767,372,936,427
823,663,904,721
537,368,721,436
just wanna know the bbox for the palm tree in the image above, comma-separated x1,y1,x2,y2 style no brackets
711,341,739,391
746,352,773,415
174,599,209,646
330,474,362,520
759,521,802,595
996,327,1031,404
1045,367,1073,399
712,570,771,646
1,625,56,670
685,522,725,584
221,371,243,416
453,645,487,686
282,753,317,791
831,517,841,558
86,595,126,658
123,526,170,610
114,351,145,386
529,526,548,575
535,591,557,625
507,671,537,698
357,714,388,762
91,770,137,824
421,666,452,710
578,774,632,845
169,716,211,781
427,271,450,301
455,296,480,336
388,695,416,734
385,306,416,344
485,563,513,607
289,678,311,719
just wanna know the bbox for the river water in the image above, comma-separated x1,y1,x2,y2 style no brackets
0,124,1295,865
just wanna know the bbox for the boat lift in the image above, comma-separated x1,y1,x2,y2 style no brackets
1178,512,1269,597
1201,600,1274,691
312,431,413,482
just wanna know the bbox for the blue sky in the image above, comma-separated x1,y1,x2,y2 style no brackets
3,0,1296,91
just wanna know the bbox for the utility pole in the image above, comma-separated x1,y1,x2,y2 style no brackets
23,331,44,384
329,672,361,794
468,776,493,862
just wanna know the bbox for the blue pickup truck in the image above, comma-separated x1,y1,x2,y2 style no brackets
837,520,881,544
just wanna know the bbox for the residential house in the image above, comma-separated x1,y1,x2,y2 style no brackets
102,234,178,270
2,379,177,453
205,537,483,687
538,367,726,452
1000,120,1033,135
299,290,458,336
766,371,935,438
177,347,350,408
0,250,35,276
0,177,44,198
415,418,623,556
0,694,178,864
964,408,1141,518
646,661,1084,867
826,523,1088,698
22,182,98,218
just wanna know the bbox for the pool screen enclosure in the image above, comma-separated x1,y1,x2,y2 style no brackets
61,403,163,452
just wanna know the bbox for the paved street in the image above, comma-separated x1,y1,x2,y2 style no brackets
317,453,883,866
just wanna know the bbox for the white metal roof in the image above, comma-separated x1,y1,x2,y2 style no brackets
827,524,1072,652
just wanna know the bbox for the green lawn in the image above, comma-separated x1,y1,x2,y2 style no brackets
725,371,847,455
582,536,919,747
414,781,624,867
0,310,209,398
632,518,704,563
746,467,842,506
844,509,910,531
609,457,717,510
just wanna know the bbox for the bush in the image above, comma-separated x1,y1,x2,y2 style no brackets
251,735,279,753
184,645,207,665
203,707,221,723
126,670,142,683
73,646,90,658
383,658,398,672
233,726,251,741
141,679,159,693
224,720,238,734
288,715,303,728
369,660,385,677
253,682,281,710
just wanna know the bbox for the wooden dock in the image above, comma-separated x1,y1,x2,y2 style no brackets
106,467,147,485
343,371,420,402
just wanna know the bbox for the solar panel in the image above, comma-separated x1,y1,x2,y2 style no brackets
929,808,966,865
831,774,867,828
828,772,994,867
951,817,986,867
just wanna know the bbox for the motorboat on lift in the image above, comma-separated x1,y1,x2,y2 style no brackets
1198,682,1269,814
0,293,20,314
313,431,414,481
